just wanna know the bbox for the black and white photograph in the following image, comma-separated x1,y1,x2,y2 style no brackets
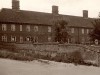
0,0,100,75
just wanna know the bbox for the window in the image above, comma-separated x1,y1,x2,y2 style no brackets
11,24,15,31
81,37,85,44
2,35,7,42
48,26,51,32
26,25,30,32
34,36,38,43
2,24,7,31
87,29,89,34
48,36,51,42
20,36,23,43
82,28,85,34
26,36,31,41
20,25,22,31
34,26,38,32
11,36,16,42
71,28,74,33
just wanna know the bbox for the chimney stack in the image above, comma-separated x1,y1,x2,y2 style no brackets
52,5,59,15
83,10,88,18
12,0,20,10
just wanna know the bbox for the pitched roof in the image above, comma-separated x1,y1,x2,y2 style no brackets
0,8,94,28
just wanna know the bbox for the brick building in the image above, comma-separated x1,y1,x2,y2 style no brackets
0,0,94,44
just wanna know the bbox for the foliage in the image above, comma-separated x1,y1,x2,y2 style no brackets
89,19,100,41
54,20,69,43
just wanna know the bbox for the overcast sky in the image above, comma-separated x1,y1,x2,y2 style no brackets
0,0,100,18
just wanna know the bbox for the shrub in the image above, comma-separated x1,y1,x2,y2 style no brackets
69,51,84,65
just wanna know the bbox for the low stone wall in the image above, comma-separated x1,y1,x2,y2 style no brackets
1,42,100,66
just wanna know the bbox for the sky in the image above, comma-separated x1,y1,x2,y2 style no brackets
0,0,100,18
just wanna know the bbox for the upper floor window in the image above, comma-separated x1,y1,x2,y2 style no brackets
11,36,16,42
87,29,89,34
26,25,30,32
71,28,74,33
48,26,51,32
2,24,7,31
11,24,16,31
34,26,38,32
2,35,7,42
20,25,22,31
82,28,85,34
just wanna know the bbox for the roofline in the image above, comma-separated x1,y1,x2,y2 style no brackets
0,21,52,26
1,8,95,19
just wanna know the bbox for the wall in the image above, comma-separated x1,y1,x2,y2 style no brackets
9,43,100,66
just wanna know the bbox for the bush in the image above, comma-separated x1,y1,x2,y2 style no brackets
69,51,84,65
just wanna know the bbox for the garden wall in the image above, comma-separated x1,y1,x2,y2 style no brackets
1,42,100,66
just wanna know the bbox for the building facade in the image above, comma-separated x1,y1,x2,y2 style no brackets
0,0,94,44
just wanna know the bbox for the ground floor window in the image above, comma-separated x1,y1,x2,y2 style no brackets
26,36,31,42
81,37,85,44
2,35,7,42
48,36,51,42
34,36,38,43
20,36,23,43
11,36,16,42
71,37,75,43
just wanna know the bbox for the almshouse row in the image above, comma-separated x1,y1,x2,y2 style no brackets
0,23,52,43
0,23,93,44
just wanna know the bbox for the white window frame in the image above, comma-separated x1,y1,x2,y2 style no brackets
82,28,85,34
2,35,7,42
48,26,51,32
20,36,23,43
71,28,74,33
11,36,16,42
87,29,89,34
2,24,7,31
20,25,22,31
26,25,30,32
11,24,16,31
34,26,38,32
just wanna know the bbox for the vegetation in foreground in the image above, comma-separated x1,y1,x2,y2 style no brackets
0,45,97,67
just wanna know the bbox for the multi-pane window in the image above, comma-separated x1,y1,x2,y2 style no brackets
26,25,30,32
48,26,51,32
11,24,16,31
2,35,7,42
20,36,23,43
34,26,38,32
71,28,74,33
2,24,7,31
48,36,51,42
20,25,22,31
82,28,85,34
11,36,16,42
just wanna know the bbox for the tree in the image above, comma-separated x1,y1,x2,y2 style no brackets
54,20,69,43
89,19,100,42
